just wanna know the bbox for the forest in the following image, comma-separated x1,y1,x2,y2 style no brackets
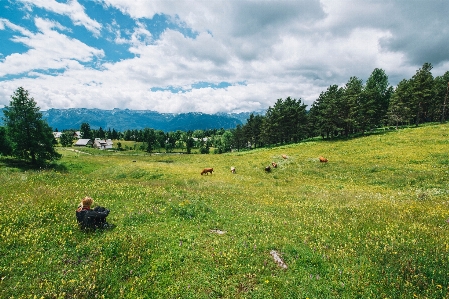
34,62,449,155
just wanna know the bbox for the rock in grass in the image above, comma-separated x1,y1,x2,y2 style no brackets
210,229,226,235
270,250,287,269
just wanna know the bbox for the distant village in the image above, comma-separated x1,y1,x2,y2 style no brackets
53,131,113,150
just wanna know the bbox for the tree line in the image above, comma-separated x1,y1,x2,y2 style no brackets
1,62,448,163
64,62,448,153
241,62,448,148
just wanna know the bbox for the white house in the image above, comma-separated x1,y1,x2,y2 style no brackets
93,138,113,150
73,131,82,139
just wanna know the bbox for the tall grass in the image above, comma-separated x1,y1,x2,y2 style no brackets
1,124,448,298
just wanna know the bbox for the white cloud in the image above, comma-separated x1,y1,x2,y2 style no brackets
0,18,104,77
19,0,102,36
1,0,449,113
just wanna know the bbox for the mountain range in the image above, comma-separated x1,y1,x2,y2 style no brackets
0,108,261,132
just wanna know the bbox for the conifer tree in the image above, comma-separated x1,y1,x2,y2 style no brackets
411,62,434,126
3,87,61,164
360,68,393,132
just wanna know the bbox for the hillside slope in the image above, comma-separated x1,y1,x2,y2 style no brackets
1,124,448,298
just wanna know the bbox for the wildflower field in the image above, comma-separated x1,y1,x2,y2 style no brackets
1,124,449,299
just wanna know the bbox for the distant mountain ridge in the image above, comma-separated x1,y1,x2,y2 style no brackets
0,108,262,132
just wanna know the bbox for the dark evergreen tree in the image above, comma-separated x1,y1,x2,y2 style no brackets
410,62,434,126
276,97,308,143
261,103,280,145
185,136,195,154
433,71,449,123
342,77,363,136
155,130,166,149
123,129,132,141
143,128,157,153
243,113,264,148
311,85,344,138
360,68,393,132
111,128,119,140
0,127,13,156
3,87,61,164
80,122,92,139
387,79,413,128
98,127,105,139
106,128,112,139
232,124,245,151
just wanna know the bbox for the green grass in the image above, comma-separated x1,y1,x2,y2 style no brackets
1,124,449,298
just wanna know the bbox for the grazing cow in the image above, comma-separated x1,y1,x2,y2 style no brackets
201,168,214,175
271,162,278,168
230,166,236,174
319,156,328,162
265,166,271,172
282,154,288,159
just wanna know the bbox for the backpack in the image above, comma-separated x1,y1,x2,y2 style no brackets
76,206,110,230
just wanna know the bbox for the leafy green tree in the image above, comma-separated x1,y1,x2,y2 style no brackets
192,130,205,140
185,136,195,154
152,130,163,149
60,131,74,147
0,127,13,156
3,87,61,164
219,130,233,153
80,122,92,139
165,131,178,152
199,137,211,154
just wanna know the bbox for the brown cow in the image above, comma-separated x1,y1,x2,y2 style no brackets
282,154,288,159
201,168,214,175
230,166,236,174
271,162,278,168
265,166,271,172
319,156,328,162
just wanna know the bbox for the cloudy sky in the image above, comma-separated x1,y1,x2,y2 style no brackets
1,0,448,113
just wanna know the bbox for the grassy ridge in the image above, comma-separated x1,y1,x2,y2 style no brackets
1,124,448,298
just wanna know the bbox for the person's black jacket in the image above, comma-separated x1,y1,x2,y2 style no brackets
76,206,110,229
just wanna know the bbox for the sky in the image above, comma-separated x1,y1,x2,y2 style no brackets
1,0,449,114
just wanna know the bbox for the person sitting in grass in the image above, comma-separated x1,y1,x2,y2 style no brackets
76,196,110,230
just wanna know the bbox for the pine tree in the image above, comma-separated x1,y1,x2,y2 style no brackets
342,77,363,136
432,71,449,123
3,87,61,164
387,79,413,128
360,68,393,132
411,63,434,126
0,126,12,156
80,122,92,139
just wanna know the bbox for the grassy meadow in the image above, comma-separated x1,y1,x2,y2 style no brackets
1,124,449,298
